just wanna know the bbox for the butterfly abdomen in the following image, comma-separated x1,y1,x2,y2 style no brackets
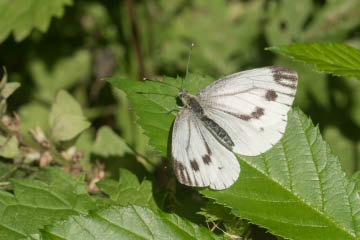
200,116,235,148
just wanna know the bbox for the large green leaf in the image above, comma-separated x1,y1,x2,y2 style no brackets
97,168,158,211
107,74,360,240
0,0,73,42
269,43,360,80
202,109,360,240
39,205,225,240
0,168,99,240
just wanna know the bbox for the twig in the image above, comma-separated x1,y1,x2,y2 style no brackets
126,0,145,80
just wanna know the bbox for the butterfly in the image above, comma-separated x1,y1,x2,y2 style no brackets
171,66,298,190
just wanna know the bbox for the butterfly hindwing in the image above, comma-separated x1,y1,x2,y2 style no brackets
172,108,240,190
198,66,298,156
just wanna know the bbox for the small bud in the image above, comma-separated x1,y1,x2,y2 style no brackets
1,113,21,132
61,146,77,161
29,126,50,148
39,151,53,167
22,146,41,163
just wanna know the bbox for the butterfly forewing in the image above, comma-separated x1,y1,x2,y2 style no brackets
198,66,298,156
172,108,240,190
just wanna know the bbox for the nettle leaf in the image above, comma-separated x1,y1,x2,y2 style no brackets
97,168,158,211
93,126,133,157
49,90,90,141
269,43,360,80
107,74,360,239
40,205,224,240
201,109,360,240
0,168,99,240
106,74,213,154
0,0,73,43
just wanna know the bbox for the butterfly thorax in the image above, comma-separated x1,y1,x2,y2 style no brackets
179,91,204,118
179,91,235,148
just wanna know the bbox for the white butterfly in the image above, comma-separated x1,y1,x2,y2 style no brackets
172,66,298,190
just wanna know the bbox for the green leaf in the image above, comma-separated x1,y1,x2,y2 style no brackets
108,73,360,239
198,201,250,237
0,68,20,115
49,90,90,141
93,126,133,157
105,74,213,154
352,172,360,193
97,169,158,211
18,103,50,137
0,0,73,43
323,126,360,176
1,82,20,99
269,43,360,80
29,50,91,103
201,109,360,240
40,205,224,240
0,168,99,240
0,135,19,158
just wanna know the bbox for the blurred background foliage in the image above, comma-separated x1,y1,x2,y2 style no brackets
1,0,360,237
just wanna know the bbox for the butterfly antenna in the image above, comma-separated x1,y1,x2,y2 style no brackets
181,43,194,91
143,77,180,90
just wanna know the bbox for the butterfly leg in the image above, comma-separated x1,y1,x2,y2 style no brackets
166,106,182,114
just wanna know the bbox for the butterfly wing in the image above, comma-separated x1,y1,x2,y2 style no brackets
172,108,240,190
198,66,298,156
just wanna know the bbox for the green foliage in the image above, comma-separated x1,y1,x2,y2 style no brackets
108,71,360,239
0,0,73,42
269,43,360,80
0,68,20,115
0,135,19,158
29,50,91,103
202,109,360,240
49,90,90,141
2,1,360,240
93,126,133,157
106,74,212,154
39,205,225,240
0,168,98,240
97,168,158,210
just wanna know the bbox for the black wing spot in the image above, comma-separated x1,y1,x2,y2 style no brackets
265,89,278,101
173,159,187,184
271,67,297,89
190,160,200,171
202,155,212,165
240,107,264,120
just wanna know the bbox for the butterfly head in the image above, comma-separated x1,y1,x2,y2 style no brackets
178,90,190,105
